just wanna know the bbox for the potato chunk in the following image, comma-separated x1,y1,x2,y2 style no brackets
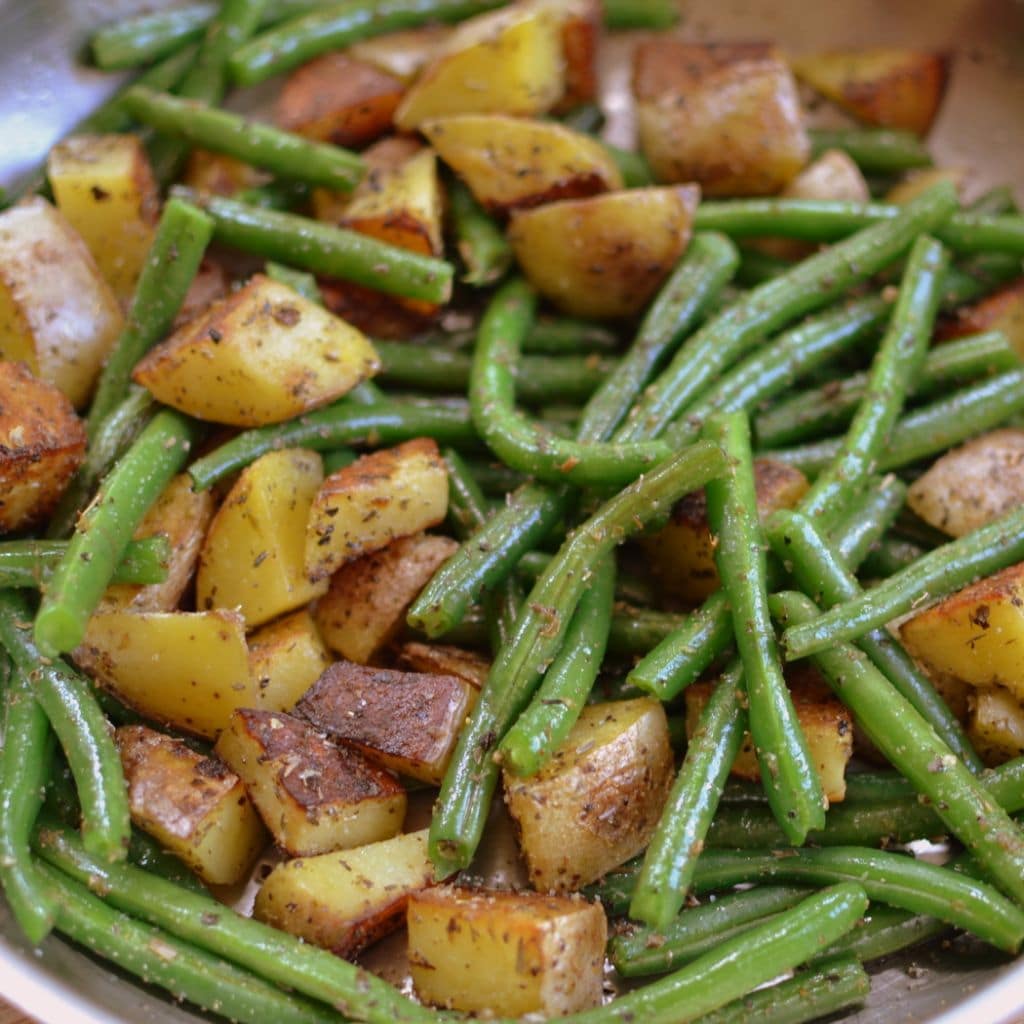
182,148,268,197
907,430,1024,538
422,115,621,215
635,41,808,196
397,642,489,689
304,439,448,582
75,610,255,739
47,134,159,305
508,186,699,319
503,699,673,892
197,448,328,628
939,278,1024,355
314,532,458,664
0,197,123,408
968,687,1024,765
348,25,452,82
249,609,333,712
116,725,266,886
791,49,949,135
215,709,406,857
642,458,808,603
394,3,565,129
297,661,475,784
0,362,86,533
254,828,433,957
134,274,380,426
408,887,605,1017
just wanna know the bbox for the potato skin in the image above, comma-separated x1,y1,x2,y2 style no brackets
396,642,489,689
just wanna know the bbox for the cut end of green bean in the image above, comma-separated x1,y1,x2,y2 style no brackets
32,605,82,660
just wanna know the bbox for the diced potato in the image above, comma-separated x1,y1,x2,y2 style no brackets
47,134,159,305
938,278,1024,355
407,887,605,1017
642,458,809,603
249,609,333,712
100,474,214,613
791,49,950,135
276,54,406,147
685,672,853,803
349,25,452,82
313,532,459,664
173,259,228,329
74,610,255,739
394,3,565,130
304,439,448,582
0,197,123,408
397,641,489,689
907,430,1024,538
215,709,406,857
503,699,673,892
133,274,380,426
900,561,1024,703
0,361,86,533
508,186,699,319
196,448,328,628
182,148,269,197
968,686,1024,765
297,660,475,784
886,167,967,205
254,828,434,957
422,115,620,216
539,0,600,112
635,41,808,196
116,724,266,886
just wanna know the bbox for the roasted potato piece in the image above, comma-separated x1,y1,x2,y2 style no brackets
100,474,214,613
407,887,605,1017
276,54,405,147
968,687,1024,765
75,610,255,739
304,439,448,582
503,699,673,893
938,278,1024,354
348,25,452,82
297,660,475,785
508,186,699,319
249,609,333,713
0,362,85,533
313,532,459,664
215,709,406,857
900,561,1024,703
685,673,853,803
791,49,950,135
0,197,123,408
254,828,434,957
886,167,967,205
47,133,159,305
642,458,809,603
396,641,489,690
423,114,620,216
134,274,380,426
197,448,328,628
182,148,269,197
116,725,266,886
540,0,600,112
394,3,565,130
173,259,228,329
635,41,808,196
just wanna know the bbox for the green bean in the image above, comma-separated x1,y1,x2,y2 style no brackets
0,591,129,863
765,367,1024,476
449,177,512,286
0,536,169,591
34,824,435,1022
265,261,321,301
703,412,825,843
808,128,933,173
630,659,748,929
497,554,615,776
125,87,364,192
757,329,1018,448
780,503,1024,660
236,179,311,210
566,884,868,1024
735,248,792,286
560,103,605,135
0,662,57,943
828,473,907,567
35,411,202,657
601,0,679,29
230,0,504,85
611,886,809,976
941,252,1023,308
608,606,690,657
618,183,958,441
35,863,339,1024
605,144,655,188
799,235,949,525
174,188,453,304
859,535,927,577
693,957,870,1024
430,440,727,877
969,185,1018,217
768,510,982,770
85,199,213,442
773,590,1024,906
813,905,948,965
523,317,621,354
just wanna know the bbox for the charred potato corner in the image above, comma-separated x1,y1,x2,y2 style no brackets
4,1,1024,1023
